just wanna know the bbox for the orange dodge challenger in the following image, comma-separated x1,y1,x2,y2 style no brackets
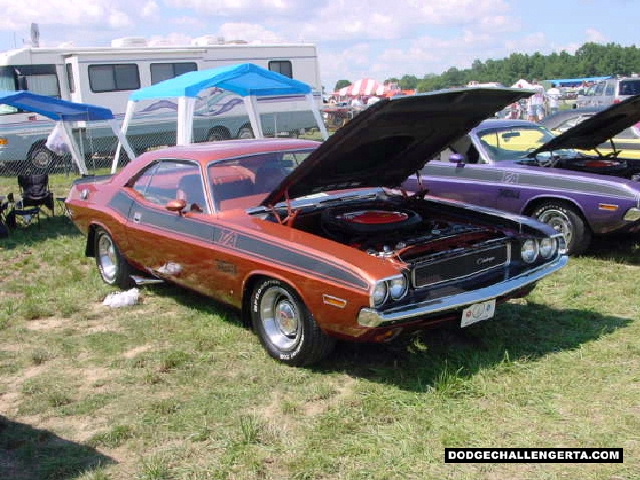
66,88,567,366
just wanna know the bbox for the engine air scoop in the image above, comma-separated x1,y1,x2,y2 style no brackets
337,210,410,224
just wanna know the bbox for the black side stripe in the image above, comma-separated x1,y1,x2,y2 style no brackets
108,192,369,291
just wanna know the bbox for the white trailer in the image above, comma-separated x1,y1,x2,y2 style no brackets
0,37,322,170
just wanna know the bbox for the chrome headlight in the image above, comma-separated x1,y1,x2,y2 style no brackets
372,282,388,307
521,239,539,263
539,237,557,259
389,275,408,300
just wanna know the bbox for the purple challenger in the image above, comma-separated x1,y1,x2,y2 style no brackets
402,95,640,255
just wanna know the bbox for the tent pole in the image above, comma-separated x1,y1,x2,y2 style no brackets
60,120,88,175
243,96,264,138
306,94,329,140
113,101,136,173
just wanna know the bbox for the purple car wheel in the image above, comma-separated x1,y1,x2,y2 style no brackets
532,202,591,255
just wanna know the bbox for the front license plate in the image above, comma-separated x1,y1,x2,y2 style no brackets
461,299,496,327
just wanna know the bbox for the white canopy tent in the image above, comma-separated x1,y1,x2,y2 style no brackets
0,90,135,175
114,63,329,173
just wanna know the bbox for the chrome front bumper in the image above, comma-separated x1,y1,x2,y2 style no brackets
357,255,568,328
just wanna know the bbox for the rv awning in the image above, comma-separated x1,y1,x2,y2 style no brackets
116,63,328,172
0,90,135,174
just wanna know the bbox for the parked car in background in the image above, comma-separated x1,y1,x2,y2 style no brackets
66,88,567,366
402,96,640,255
541,107,640,159
575,76,640,108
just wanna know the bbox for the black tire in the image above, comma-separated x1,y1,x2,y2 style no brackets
28,142,59,170
531,201,591,255
250,279,336,366
237,126,254,139
207,127,231,142
94,227,134,289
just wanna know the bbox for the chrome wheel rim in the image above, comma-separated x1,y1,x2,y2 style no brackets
31,149,53,168
237,128,254,139
97,234,118,283
259,286,301,351
537,209,573,245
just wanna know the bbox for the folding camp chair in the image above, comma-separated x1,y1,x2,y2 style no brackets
17,173,55,216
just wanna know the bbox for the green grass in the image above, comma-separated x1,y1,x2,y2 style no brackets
0,173,639,479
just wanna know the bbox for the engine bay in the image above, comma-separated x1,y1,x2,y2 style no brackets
280,197,507,263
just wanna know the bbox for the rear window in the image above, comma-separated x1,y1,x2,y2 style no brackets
618,79,640,96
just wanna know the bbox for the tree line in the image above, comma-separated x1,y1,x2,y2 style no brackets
334,42,640,93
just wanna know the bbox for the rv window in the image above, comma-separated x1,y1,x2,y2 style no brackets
268,61,293,79
26,74,59,97
65,64,75,93
150,62,197,85
0,66,16,91
89,64,140,93
8,64,60,98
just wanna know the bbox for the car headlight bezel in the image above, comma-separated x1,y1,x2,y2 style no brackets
521,239,539,263
539,237,557,259
372,282,388,307
389,275,408,301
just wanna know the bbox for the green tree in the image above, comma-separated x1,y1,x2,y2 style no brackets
334,79,351,91
399,74,419,89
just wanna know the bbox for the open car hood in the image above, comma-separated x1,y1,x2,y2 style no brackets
262,87,531,206
529,94,640,156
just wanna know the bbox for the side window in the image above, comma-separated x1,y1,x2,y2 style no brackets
65,64,75,94
594,83,605,96
268,60,293,78
130,161,207,212
604,83,614,95
89,64,140,93
150,62,197,85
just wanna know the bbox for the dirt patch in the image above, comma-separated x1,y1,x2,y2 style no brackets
23,317,70,331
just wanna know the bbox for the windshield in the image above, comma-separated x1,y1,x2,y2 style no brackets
476,124,574,161
207,149,314,211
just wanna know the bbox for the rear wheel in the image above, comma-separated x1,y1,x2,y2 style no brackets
237,126,254,139
94,227,134,289
532,201,591,255
250,279,335,366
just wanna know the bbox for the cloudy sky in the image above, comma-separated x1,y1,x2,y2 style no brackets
0,0,637,91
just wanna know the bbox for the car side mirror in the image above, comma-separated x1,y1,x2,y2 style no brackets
449,153,465,164
166,199,187,213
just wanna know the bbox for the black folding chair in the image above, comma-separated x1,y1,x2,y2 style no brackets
18,173,54,213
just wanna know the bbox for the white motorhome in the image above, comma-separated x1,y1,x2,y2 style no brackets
0,37,322,170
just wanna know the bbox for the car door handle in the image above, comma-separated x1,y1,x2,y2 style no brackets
132,211,141,224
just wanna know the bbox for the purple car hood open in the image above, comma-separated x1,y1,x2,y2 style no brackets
529,94,640,156
262,87,531,206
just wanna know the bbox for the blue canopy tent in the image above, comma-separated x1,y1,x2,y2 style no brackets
0,90,135,174
116,63,328,172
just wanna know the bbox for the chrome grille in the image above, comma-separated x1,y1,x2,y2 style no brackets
412,242,510,288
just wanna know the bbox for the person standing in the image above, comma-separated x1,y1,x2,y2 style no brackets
547,83,561,116
527,80,546,122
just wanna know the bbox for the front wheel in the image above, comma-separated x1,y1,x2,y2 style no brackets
532,202,591,255
28,142,59,170
250,279,335,366
94,227,134,289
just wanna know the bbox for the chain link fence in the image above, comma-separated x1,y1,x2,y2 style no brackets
0,111,320,178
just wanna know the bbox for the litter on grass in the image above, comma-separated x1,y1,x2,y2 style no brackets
102,288,141,308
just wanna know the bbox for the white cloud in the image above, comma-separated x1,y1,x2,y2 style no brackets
0,1,133,29
585,28,607,43
142,1,159,18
